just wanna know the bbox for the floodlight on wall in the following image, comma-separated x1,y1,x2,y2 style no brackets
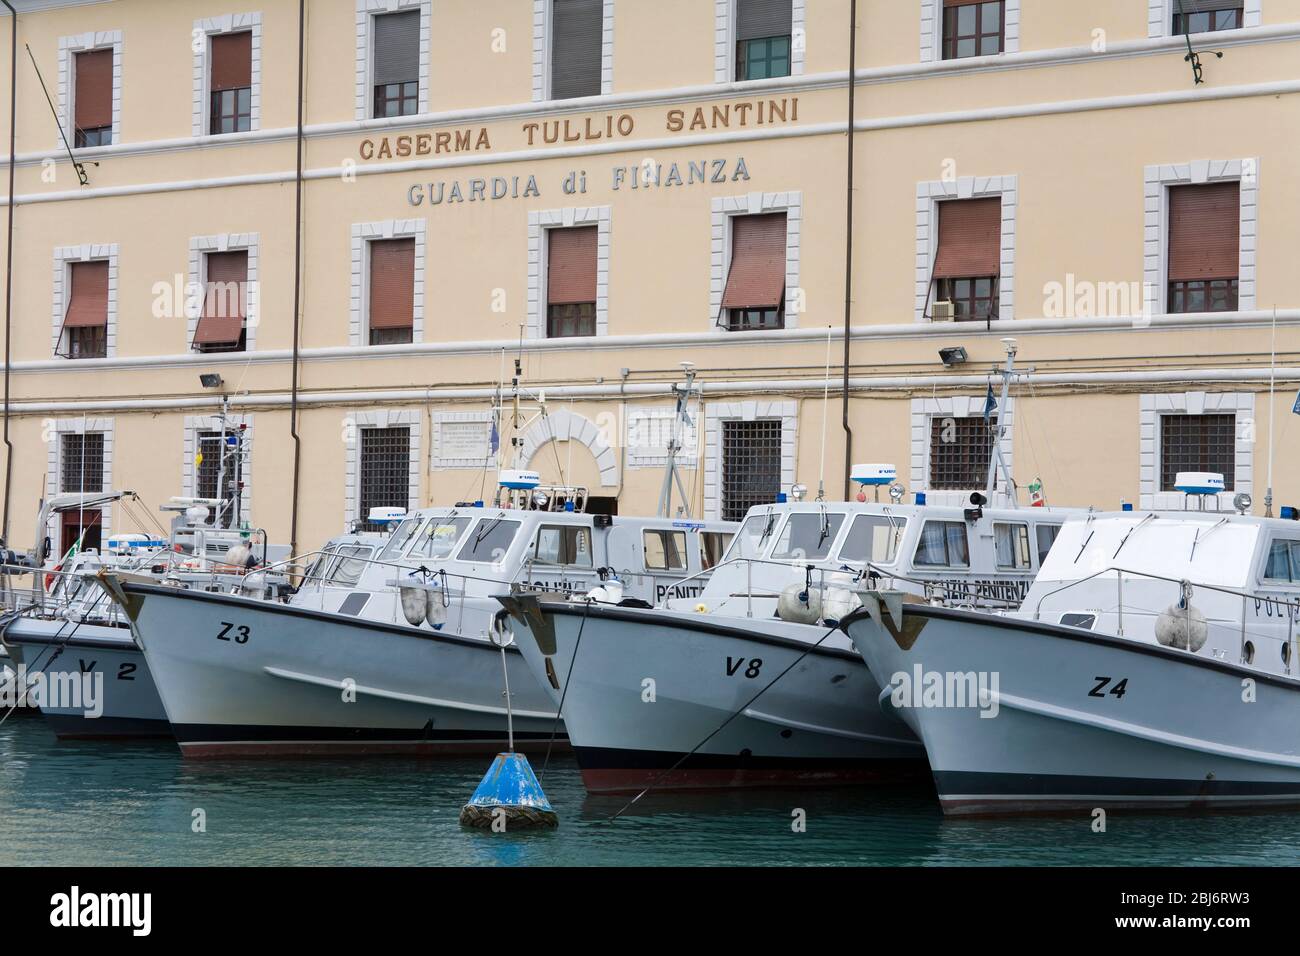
938,346,968,367
199,373,224,389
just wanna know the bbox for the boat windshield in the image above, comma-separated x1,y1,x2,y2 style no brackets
838,514,907,565
771,512,847,561
377,517,424,560
409,516,473,560
324,545,375,586
723,514,774,562
457,517,522,563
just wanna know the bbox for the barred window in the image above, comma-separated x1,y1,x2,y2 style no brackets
60,433,104,493
1160,413,1235,491
359,426,411,531
721,419,782,522
196,430,242,528
929,415,995,491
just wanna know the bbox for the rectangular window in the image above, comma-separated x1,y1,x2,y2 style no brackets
1167,181,1240,314
735,0,793,80
771,512,847,561
73,48,113,148
929,415,995,491
839,514,908,565
458,517,522,562
60,432,105,493
372,9,420,118
943,1,1005,59
358,426,411,532
193,250,248,353
368,238,415,346
209,31,252,134
721,419,782,522
1035,524,1061,566
1173,4,1243,34
1160,413,1236,491
1263,540,1300,583
644,529,688,571
196,430,242,528
60,260,109,359
914,520,970,568
700,530,732,570
550,0,603,99
932,197,1001,321
994,522,1031,570
532,524,593,567
547,225,598,337
721,213,786,331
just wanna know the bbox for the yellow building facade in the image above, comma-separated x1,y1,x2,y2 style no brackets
1,0,1297,555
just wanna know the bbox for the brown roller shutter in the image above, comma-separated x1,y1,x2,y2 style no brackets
737,0,793,41
211,31,252,92
193,251,247,345
943,0,979,6
547,226,597,304
64,260,109,328
1168,182,1240,281
721,213,786,309
74,49,113,132
369,239,415,329
933,197,1001,278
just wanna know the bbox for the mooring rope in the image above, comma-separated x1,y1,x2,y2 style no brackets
608,621,842,823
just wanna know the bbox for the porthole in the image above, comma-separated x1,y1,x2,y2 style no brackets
1243,641,1255,665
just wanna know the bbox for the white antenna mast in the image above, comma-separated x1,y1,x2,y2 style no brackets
657,363,698,518
984,338,1019,508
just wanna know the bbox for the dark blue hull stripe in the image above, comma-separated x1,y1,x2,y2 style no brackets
935,770,1300,799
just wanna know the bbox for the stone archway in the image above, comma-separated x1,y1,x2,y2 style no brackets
518,409,619,489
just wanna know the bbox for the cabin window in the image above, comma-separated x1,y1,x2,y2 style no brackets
325,545,374,586
771,513,846,561
458,518,522,562
411,517,474,560
532,524,593,567
1035,524,1062,566
724,513,773,561
994,522,1032,570
701,531,733,570
914,520,971,568
378,516,424,559
644,529,688,571
839,515,907,565
1264,540,1300,583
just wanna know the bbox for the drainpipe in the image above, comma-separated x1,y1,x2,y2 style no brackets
2,1,17,545
288,0,305,557
840,0,858,499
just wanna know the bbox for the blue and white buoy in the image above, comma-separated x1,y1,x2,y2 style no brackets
459,615,558,829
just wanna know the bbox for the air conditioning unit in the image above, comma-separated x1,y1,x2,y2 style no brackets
931,300,956,322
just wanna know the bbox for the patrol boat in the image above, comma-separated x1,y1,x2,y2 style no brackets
844,473,1300,815
99,472,736,757
500,464,1072,793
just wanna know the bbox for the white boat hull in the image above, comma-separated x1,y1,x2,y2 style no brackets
844,602,1300,815
507,600,924,793
121,581,564,757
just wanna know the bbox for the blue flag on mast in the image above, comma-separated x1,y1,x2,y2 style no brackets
983,383,997,421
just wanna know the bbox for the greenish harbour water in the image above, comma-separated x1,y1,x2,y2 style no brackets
1,716,1297,866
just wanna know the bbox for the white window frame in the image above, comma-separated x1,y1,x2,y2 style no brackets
528,205,610,340
188,233,260,352
345,409,422,528
355,0,432,121
1139,391,1254,510
714,0,806,84
910,395,1016,506
350,219,425,347
192,13,262,138
710,190,802,332
914,175,1017,323
184,413,255,527
58,30,123,149
518,408,620,488
45,417,115,547
51,243,118,359
429,410,496,469
532,0,615,102
1143,158,1258,317
626,404,701,470
1148,0,1261,38
920,0,1020,63
703,400,797,521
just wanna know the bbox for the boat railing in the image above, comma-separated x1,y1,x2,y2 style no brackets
1032,566,1300,671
